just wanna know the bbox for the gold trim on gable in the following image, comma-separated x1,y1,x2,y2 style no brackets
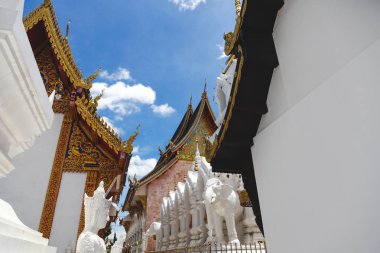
23,1,93,89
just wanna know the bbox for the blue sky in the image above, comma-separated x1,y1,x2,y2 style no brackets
24,0,234,215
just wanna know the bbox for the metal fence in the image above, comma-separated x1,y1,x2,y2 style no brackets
145,241,266,253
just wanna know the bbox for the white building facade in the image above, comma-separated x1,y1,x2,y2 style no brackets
0,0,55,252
253,1,380,253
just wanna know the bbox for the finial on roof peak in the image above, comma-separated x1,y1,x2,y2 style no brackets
202,79,207,99
65,19,71,39
188,95,192,110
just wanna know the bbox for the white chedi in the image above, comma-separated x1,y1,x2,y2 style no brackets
76,181,112,253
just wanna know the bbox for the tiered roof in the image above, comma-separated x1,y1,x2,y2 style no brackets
137,90,216,187
123,90,216,212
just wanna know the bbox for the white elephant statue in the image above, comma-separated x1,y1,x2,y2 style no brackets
146,222,163,251
110,233,126,253
204,177,243,244
76,181,112,253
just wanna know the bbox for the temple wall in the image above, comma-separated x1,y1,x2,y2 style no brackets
0,113,63,230
145,160,193,250
252,1,380,253
49,172,86,252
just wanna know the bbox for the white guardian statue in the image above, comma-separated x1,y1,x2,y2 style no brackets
76,181,112,253
110,233,126,253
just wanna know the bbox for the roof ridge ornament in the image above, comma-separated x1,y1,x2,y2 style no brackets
44,0,52,6
202,79,207,99
123,124,140,154
65,19,71,39
235,0,242,17
188,95,192,110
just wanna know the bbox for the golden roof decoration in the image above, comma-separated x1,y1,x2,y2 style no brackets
223,0,247,55
75,96,138,154
23,0,96,89
122,124,140,154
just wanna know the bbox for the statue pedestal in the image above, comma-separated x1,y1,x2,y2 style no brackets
0,199,56,253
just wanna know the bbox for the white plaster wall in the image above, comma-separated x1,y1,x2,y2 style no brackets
49,172,86,253
0,113,63,230
252,1,380,252
258,0,380,131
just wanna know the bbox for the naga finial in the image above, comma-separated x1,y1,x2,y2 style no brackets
124,124,140,154
158,146,163,156
133,174,138,184
235,0,241,17
84,67,101,88
93,89,104,109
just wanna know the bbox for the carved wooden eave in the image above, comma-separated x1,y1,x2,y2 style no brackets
23,0,93,89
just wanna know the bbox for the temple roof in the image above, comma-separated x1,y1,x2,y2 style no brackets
169,102,193,146
24,0,138,158
136,90,216,188
23,0,94,89
75,96,138,155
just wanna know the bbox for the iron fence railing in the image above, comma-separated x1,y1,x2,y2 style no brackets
144,241,266,253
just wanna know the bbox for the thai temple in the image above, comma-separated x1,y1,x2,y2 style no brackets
2,0,380,252
0,0,137,252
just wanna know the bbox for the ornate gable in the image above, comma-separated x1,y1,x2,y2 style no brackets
64,124,117,173
177,112,215,161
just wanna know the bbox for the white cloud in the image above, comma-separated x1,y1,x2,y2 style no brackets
91,68,176,119
151,103,176,117
128,155,157,177
132,146,140,154
169,0,206,10
217,44,227,60
99,67,132,81
91,82,156,116
101,116,123,135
